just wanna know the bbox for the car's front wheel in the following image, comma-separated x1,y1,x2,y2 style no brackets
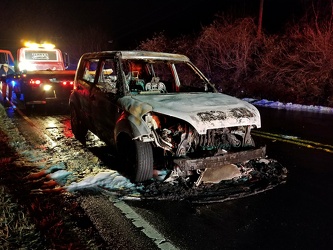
70,104,87,144
117,133,153,182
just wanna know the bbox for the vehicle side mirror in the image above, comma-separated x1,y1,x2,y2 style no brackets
63,52,70,69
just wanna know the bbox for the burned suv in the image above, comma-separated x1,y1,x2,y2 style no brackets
69,51,265,183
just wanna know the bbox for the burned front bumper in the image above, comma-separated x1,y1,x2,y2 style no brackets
173,146,266,172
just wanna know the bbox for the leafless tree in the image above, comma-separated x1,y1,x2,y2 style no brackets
137,1,333,107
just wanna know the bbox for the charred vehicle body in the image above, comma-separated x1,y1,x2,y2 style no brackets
69,51,266,183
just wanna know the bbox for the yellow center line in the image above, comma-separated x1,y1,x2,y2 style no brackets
252,130,333,154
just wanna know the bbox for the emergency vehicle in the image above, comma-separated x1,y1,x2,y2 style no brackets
14,42,75,106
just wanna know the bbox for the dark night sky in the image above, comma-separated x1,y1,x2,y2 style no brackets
0,0,307,52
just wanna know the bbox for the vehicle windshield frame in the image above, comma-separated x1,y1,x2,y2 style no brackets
120,58,216,95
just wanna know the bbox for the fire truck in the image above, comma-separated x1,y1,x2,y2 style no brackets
14,42,76,106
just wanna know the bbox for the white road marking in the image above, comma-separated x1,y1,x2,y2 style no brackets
109,195,179,250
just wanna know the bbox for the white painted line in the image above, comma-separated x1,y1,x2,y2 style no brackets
110,197,179,250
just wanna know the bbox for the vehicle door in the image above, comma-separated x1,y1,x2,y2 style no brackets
75,58,99,130
90,57,120,145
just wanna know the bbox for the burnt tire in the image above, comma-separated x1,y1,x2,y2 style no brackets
117,134,153,182
70,104,87,144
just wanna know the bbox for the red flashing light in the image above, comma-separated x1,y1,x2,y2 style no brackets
62,81,74,86
29,79,41,85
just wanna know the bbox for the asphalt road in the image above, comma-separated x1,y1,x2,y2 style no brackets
124,107,333,250
3,100,333,250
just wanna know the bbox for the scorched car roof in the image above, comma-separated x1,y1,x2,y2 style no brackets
80,50,190,62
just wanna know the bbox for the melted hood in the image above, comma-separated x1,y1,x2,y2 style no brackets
120,93,261,134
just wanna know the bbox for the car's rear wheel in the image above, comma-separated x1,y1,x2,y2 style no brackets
70,104,87,144
117,133,153,182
